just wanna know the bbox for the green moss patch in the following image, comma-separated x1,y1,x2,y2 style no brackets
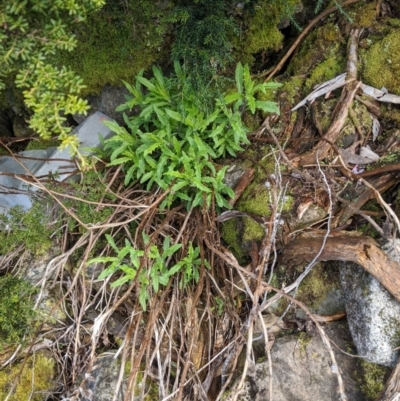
289,23,346,92
357,360,388,400
362,29,400,95
297,263,341,311
0,354,55,401
221,218,245,263
0,275,38,350
0,203,53,255
53,1,172,95
232,0,299,65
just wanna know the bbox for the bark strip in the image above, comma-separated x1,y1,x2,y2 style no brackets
297,29,360,166
282,234,400,302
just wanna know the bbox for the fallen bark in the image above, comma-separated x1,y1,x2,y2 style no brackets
282,233,400,302
378,358,400,400
296,81,360,166
296,29,360,166
229,168,255,207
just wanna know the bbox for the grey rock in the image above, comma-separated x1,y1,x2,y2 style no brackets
0,148,56,213
295,288,346,320
73,85,135,125
224,165,247,189
0,115,13,137
79,354,125,401
0,111,114,214
297,204,328,226
225,322,364,401
78,353,150,401
340,261,400,367
12,115,35,137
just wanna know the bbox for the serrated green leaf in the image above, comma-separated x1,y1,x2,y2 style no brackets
137,76,156,91
163,243,182,257
255,100,280,114
224,92,241,107
111,276,131,287
235,62,244,95
247,96,256,114
165,109,183,122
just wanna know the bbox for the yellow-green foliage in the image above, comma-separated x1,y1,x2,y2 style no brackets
362,29,400,95
359,360,387,400
279,76,305,105
339,101,372,144
382,104,400,126
233,0,299,65
54,1,172,95
304,53,345,92
349,102,372,132
232,151,293,243
0,275,38,349
297,263,340,310
313,98,337,132
0,354,55,401
289,23,345,91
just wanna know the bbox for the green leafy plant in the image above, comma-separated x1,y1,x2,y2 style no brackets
173,242,207,289
104,61,281,210
88,233,204,310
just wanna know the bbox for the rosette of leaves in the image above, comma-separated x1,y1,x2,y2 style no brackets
88,233,205,310
103,62,281,210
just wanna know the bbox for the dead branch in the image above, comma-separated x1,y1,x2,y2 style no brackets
292,73,354,112
336,173,398,227
296,29,361,166
282,233,400,302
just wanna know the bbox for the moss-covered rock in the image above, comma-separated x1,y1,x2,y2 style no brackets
297,263,343,313
357,359,389,400
288,22,346,93
232,0,301,66
0,275,38,350
0,203,53,256
221,145,293,260
361,28,400,95
53,1,172,95
221,218,246,263
0,353,56,401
